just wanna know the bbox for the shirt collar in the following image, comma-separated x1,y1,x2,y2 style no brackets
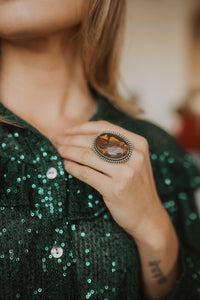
0,90,114,220
0,90,113,161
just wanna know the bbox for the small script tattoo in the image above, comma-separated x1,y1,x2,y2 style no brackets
148,260,167,284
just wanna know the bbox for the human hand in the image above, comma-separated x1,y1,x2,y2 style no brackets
54,120,170,245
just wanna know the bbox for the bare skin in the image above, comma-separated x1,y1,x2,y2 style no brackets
0,1,180,299
0,0,97,144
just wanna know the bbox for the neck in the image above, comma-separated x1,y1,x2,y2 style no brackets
0,30,97,124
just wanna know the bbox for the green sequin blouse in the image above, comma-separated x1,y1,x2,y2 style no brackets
0,90,200,300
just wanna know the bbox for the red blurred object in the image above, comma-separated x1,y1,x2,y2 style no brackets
175,113,200,150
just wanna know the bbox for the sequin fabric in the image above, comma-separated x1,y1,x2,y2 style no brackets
0,91,200,300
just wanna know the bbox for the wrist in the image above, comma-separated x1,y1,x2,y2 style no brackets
131,203,177,251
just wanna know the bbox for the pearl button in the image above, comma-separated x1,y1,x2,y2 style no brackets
46,167,57,179
51,245,63,258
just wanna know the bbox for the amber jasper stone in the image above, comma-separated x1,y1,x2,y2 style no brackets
95,133,129,158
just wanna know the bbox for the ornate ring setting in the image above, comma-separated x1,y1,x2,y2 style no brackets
92,131,132,163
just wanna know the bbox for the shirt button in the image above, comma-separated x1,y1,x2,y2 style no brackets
46,167,57,179
51,245,63,258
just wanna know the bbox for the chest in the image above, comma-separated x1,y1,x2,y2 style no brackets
0,161,140,299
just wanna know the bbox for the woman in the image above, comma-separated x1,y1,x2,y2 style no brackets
0,1,199,299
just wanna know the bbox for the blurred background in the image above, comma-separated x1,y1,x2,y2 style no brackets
120,0,200,166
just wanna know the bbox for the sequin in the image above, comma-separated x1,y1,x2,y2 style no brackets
71,224,76,231
151,153,157,160
0,94,200,300
189,213,198,220
88,202,93,208
178,192,188,200
165,178,171,185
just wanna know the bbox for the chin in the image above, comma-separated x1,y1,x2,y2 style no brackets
0,1,84,41
0,24,68,41
0,25,60,41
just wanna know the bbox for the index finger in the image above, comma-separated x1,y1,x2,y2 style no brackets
62,120,149,153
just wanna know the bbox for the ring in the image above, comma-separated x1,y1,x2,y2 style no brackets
92,131,132,163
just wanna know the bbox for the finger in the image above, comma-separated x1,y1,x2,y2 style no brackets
64,120,130,135
55,134,92,148
58,145,124,177
62,120,149,153
63,159,112,196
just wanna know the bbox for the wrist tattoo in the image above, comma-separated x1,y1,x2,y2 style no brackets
148,260,167,284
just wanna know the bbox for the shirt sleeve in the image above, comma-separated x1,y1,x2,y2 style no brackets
150,146,200,300
164,188,200,300
122,117,200,299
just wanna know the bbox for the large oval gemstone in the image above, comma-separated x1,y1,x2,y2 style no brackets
95,133,129,159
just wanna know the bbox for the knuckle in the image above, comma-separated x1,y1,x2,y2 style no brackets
66,136,74,143
64,161,72,172
114,182,125,195
124,166,134,180
58,146,65,156
81,167,90,181
140,137,149,151
136,151,145,164
62,136,71,146
98,120,110,126
82,148,91,161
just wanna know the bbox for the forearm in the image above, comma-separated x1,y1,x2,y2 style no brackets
133,207,180,300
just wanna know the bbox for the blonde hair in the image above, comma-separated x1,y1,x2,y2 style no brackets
0,0,140,127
